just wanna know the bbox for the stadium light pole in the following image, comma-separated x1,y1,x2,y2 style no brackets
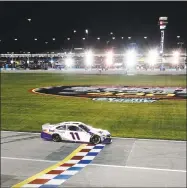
106,50,113,69
72,30,77,50
27,59,30,65
85,50,94,69
66,38,71,51
125,49,137,75
50,58,54,64
85,29,89,49
85,29,88,39
158,17,168,56
147,49,158,68
65,56,74,69
172,51,180,67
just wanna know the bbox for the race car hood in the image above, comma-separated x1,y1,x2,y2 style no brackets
89,127,110,136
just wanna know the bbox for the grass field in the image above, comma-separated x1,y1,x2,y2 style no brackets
1,73,186,140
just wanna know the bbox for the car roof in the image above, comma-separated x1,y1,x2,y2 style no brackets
59,121,85,126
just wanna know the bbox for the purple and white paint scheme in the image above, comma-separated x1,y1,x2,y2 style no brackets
41,121,112,144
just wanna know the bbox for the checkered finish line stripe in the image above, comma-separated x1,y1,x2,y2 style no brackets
12,144,105,188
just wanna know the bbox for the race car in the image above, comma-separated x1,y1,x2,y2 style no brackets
41,121,112,144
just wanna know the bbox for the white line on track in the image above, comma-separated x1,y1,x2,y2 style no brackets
89,163,187,173
1,131,40,135
1,157,58,163
1,131,186,143
1,156,186,173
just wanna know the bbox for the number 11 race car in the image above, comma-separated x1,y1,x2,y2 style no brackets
41,121,112,144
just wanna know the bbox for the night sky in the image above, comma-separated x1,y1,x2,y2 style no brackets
0,1,187,53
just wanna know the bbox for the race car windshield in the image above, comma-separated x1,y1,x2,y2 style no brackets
79,124,90,132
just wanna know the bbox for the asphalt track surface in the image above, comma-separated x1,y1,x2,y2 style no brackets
1,131,186,187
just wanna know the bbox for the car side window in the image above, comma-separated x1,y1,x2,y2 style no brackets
56,125,66,130
67,125,82,131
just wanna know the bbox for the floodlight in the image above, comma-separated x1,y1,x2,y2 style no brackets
85,50,94,66
172,51,180,64
65,57,74,67
147,49,158,65
125,49,137,67
106,51,113,66
173,51,180,58
97,37,100,40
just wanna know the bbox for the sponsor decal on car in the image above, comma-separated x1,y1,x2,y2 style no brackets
30,85,186,103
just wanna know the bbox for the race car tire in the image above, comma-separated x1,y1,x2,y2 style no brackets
90,135,101,144
52,134,61,142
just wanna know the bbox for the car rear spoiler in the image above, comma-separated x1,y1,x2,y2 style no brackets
42,123,53,130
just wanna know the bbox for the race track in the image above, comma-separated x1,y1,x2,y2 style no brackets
1,131,186,187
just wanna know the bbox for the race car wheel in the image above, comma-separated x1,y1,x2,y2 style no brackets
52,134,61,142
90,135,101,144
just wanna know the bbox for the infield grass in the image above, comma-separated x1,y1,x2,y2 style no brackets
1,73,186,140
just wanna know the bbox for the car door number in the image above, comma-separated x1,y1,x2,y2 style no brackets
70,132,80,140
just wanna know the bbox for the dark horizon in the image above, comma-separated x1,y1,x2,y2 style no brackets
0,1,187,53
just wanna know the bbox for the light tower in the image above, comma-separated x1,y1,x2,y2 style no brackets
158,17,168,55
